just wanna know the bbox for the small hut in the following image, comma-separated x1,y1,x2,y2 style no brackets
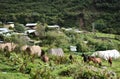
21,45,41,56
49,48,64,56
70,46,77,52
92,49,120,60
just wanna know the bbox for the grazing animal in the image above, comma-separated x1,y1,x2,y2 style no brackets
81,53,89,63
41,50,49,63
41,55,49,63
108,57,112,67
88,56,102,66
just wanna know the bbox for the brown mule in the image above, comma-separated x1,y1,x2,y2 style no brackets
41,55,49,63
41,50,49,63
88,56,102,66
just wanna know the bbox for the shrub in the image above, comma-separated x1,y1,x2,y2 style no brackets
76,41,89,52
94,41,115,51
31,65,57,79
43,31,70,47
115,35,120,41
59,65,108,79
14,23,25,33
49,55,69,64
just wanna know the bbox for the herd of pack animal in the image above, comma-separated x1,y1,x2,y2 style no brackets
0,42,112,66
81,53,112,67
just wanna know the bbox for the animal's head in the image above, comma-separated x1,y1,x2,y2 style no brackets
41,50,45,56
26,47,31,52
4,46,9,52
25,46,32,55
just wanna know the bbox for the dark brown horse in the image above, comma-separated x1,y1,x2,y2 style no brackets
88,56,102,66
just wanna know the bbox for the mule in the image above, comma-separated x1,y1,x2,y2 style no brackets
41,55,49,63
41,50,49,63
88,56,102,66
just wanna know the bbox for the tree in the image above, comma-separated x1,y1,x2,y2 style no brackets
36,22,46,39
14,23,25,33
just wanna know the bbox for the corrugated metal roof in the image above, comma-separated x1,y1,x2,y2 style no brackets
47,25,60,28
0,28,9,33
26,23,37,27
25,30,36,34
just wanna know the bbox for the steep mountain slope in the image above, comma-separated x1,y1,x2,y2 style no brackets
0,0,120,34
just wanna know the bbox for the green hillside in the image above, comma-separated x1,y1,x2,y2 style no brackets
0,0,120,34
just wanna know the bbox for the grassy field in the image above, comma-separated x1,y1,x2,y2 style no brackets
0,32,120,79
103,59,120,77
0,52,120,79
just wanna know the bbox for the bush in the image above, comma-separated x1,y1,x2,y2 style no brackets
49,55,69,64
14,23,25,33
43,31,70,47
115,35,120,41
94,41,115,51
76,41,89,52
87,37,115,51
31,65,57,79
59,65,108,79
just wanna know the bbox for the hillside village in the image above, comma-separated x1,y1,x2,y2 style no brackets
0,21,85,44
0,21,120,79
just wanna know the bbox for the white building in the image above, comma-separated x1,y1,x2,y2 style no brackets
70,46,77,52
26,23,37,29
0,28,9,34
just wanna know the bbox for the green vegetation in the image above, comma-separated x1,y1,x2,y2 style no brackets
0,51,120,79
0,30,120,78
0,0,120,78
14,23,25,33
0,0,120,34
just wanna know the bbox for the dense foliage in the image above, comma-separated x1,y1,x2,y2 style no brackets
0,0,120,34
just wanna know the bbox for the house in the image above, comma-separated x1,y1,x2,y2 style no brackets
92,49,120,60
21,45,41,57
62,28,72,31
49,48,64,56
70,46,77,52
25,23,37,29
47,25,60,30
74,29,84,33
4,22,15,28
25,30,36,34
0,28,9,34
0,42,17,52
